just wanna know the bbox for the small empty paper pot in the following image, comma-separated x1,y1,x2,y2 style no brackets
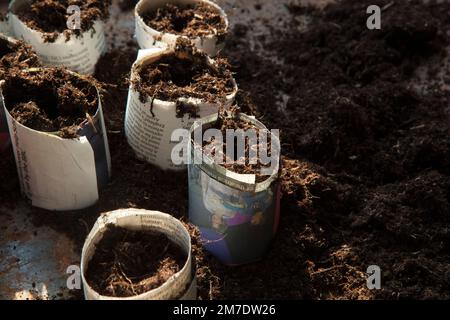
9,0,107,74
125,48,237,171
187,113,282,266
0,68,111,211
135,0,228,57
81,209,197,300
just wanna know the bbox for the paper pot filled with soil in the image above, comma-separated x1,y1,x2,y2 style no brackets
0,34,40,152
0,67,111,211
135,0,228,57
125,41,237,171
188,110,281,266
8,0,110,74
81,209,196,300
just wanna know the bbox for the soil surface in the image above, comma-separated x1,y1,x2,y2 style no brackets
2,0,450,300
201,107,273,181
4,67,99,138
0,37,40,79
85,225,186,297
132,39,234,105
15,0,111,42
142,2,227,38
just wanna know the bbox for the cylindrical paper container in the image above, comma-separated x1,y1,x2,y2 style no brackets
188,113,281,266
81,209,197,300
0,71,111,211
135,0,228,57
9,0,106,75
125,48,237,171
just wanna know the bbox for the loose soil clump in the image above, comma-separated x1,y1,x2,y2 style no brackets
15,0,111,42
3,67,99,138
132,39,234,104
142,2,227,38
85,225,187,297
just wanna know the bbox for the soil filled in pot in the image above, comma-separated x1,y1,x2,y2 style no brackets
201,108,275,182
132,39,234,111
142,1,227,39
85,225,187,297
3,67,99,138
14,0,111,42
188,111,280,265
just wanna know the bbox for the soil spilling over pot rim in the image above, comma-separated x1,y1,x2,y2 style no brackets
3,67,99,139
142,2,227,39
132,39,235,109
199,108,275,182
15,0,112,43
0,37,41,79
85,225,187,298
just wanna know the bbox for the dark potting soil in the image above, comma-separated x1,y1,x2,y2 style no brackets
142,2,227,38
85,225,187,297
4,67,99,138
201,107,274,182
15,0,111,42
132,39,234,107
2,0,450,301
0,37,40,79
119,0,138,12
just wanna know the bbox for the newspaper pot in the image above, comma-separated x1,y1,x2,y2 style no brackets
81,209,197,300
188,113,281,266
135,0,228,57
125,48,237,171
0,69,111,211
9,0,106,74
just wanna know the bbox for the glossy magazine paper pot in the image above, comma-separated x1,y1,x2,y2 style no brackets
188,113,281,266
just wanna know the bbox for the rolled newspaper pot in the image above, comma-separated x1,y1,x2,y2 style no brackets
188,113,281,266
135,0,228,57
9,0,107,74
81,209,197,300
125,48,237,171
0,68,111,211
